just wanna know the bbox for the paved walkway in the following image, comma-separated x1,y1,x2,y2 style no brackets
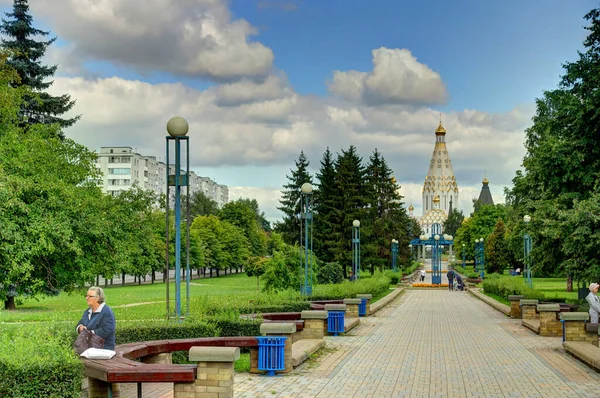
117,273,600,397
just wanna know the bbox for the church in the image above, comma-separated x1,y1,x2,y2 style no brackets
408,121,459,235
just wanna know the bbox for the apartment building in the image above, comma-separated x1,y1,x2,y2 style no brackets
95,146,229,207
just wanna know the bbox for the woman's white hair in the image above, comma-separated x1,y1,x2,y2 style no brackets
589,283,600,292
88,286,106,303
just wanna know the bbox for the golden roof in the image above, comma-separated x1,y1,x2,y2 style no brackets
391,176,397,184
433,194,440,203
408,204,414,211
482,176,489,185
435,121,446,135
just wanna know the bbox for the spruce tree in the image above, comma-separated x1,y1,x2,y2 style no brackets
1,0,79,135
274,151,312,245
314,148,337,262
329,145,365,277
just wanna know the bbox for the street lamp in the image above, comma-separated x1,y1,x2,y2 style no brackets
352,220,361,281
300,182,313,296
462,244,466,268
391,239,399,272
165,116,191,321
475,238,485,279
523,215,533,288
432,234,441,284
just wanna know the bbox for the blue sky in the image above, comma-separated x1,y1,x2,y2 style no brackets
1,0,595,220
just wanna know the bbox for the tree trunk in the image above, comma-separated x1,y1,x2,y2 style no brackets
567,274,573,292
4,296,15,310
104,278,108,288
216,269,220,277
138,276,141,286
210,268,213,278
122,272,126,286
96,275,100,286
152,271,155,284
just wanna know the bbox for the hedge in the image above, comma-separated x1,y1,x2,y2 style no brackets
482,274,545,300
0,325,83,398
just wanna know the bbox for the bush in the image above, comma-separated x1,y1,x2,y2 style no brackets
317,261,344,284
312,271,391,300
0,325,83,398
384,270,400,284
482,274,545,300
400,261,420,276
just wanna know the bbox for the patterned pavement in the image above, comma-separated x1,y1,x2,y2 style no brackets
118,272,600,397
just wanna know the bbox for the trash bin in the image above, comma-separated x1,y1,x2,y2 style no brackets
256,336,286,376
327,311,345,336
358,299,367,317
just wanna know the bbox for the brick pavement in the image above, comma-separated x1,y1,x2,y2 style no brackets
117,275,600,397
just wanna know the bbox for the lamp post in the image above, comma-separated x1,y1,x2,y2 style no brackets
391,239,399,272
352,220,361,281
432,234,441,284
462,244,466,268
479,237,485,279
523,215,533,288
165,116,191,321
475,238,485,279
300,183,313,296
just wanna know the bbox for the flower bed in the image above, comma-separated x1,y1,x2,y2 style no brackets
424,270,448,273
411,283,449,288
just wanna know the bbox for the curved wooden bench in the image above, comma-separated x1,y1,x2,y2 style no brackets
82,337,259,398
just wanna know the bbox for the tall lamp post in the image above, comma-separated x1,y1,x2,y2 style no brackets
352,220,361,280
391,239,398,272
300,183,313,296
475,238,485,279
523,215,533,288
432,234,441,284
462,243,466,268
165,116,191,321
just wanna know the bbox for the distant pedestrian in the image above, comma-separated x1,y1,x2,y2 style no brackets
446,269,455,291
420,269,426,282
586,283,600,323
514,268,521,276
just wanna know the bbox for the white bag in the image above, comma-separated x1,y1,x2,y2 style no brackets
80,348,116,359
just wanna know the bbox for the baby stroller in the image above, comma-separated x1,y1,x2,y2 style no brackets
454,275,465,291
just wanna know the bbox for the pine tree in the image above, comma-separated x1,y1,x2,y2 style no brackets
329,145,365,277
1,0,79,135
274,151,312,245
443,208,464,236
313,147,337,262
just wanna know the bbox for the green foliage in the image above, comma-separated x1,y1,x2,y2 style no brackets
314,147,337,262
455,204,507,261
1,0,78,131
443,208,464,237
0,324,83,398
116,319,219,343
484,219,512,274
274,150,312,245
183,191,219,218
312,271,391,300
220,199,266,256
317,261,344,284
482,275,545,300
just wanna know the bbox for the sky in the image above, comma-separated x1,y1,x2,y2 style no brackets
0,0,595,222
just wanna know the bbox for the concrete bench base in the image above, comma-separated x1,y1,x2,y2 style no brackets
291,339,325,367
563,341,600,371
522,318,540,334
344,317,360,332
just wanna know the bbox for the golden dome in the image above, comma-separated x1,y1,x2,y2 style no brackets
391,176,397,184
408,204,414,211
482,176,489,185
433,194,440,203
435,121,446,135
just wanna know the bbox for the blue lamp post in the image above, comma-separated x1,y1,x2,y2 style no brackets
462,243,466,268
475,238,485,279
523,215,533,288
391,239,399,272
352,220,361,280
432,234,441,284
165,116,191,321
300,182,313,296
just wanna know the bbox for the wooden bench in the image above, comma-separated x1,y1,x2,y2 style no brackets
82,337,258,398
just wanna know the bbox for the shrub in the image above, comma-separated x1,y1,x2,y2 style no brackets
0,325,83,398
317,261,344,284
482,274,545,300
312,271,391,300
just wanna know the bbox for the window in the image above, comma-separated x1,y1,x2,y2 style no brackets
108,168,131,175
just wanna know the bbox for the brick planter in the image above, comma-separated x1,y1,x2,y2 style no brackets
180,346,240,398
508,295,525,318
537,304,561,337
560,312,596,345
520,299,539,319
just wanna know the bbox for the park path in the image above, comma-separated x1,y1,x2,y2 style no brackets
119,268,600,397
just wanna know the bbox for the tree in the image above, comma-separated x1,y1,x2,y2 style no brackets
183,191,219,219
313,147,337,262
1,0,79,133
274,151,312,245
234,197,271,232
455,204,506,263
219,199,266,257
484,218,512,274
443,209,464,237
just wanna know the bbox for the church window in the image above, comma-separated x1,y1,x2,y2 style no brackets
437,165,441,168
438,159,441,163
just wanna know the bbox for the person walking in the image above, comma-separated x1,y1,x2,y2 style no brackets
446,269,455,291
420,269,426,282
586,283,600,323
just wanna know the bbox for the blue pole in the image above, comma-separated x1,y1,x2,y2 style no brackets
304,194,309,295
480,240,485,279
174,138,181,320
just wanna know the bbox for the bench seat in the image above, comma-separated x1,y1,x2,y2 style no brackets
82,356,196,383
522,318,540,334
291,339,324,367
585,323,599,334
563,341,600,371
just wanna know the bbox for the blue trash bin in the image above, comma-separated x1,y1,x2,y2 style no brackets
358,299,367,317
256,336,287,376
327,311,345,336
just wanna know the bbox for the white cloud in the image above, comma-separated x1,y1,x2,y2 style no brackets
328,48,448,106
228,186,282,223
31,0,274,81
